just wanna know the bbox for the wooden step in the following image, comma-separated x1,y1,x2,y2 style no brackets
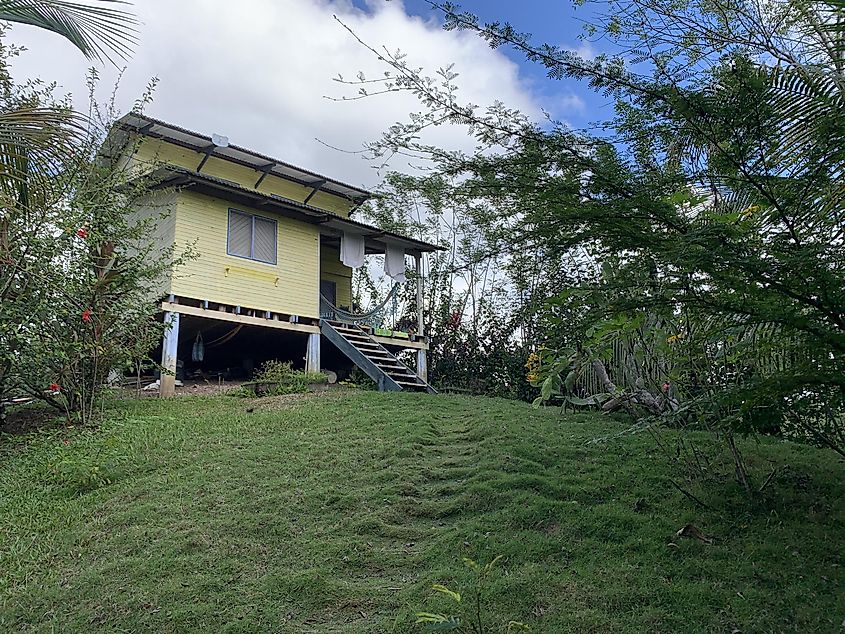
376,362,414,373
337,330,370,339
360,344,390,353
332,324,369,334
364,353,396,363
395,379,425,388
346,338,381,348
378,360,415,372
332,325,367,335
387,371,418,381
349,342,382,352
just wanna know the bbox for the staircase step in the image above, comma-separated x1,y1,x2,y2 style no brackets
338,331,371,341
321,319,436,395
387,372,419,382
390,376,423,386
333,324,369,334
345,338,381,347
377,363,414,373
395,379,425,388
338,328,367,335
363,350,394,359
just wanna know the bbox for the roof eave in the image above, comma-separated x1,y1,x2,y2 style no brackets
142,166,443,254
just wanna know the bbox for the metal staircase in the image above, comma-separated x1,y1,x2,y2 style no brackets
320,320,437,394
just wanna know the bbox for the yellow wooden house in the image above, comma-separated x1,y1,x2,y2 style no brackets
113,114,439,396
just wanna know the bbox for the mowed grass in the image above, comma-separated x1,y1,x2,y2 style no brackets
0,391,843,633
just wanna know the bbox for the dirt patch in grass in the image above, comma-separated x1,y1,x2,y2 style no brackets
119,379,246,399
1,402,64,436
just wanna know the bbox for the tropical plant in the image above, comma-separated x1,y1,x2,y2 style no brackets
5,71,190,425
415,556,530,633
0,0,137,425
241,359,328,397
0,0,137,215
355,172,569,400
335,0,845,492
0,0,136,63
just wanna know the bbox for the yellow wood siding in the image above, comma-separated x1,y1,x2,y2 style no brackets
127,137,355,217
320,246,353,309
171,191,320,318
129,191,177,298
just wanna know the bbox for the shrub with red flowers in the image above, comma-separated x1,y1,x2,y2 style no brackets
1,71,191,425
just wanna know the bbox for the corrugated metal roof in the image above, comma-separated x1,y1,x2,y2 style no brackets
144,165,442,254
116,113,372,203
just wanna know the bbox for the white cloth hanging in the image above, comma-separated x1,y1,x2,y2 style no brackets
340,231,365,268
192,332,204,362
384,243,407,283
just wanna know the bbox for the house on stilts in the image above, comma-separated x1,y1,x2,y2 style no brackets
110,114,440,396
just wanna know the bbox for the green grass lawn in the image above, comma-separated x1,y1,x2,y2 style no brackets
1,391,843,633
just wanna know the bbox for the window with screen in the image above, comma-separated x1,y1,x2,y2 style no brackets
227,209,277,264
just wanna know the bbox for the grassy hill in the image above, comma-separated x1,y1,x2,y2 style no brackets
1,391,843,632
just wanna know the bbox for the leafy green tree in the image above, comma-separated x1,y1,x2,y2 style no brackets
337,0,845,489
358,172,547,400
0,2,182,425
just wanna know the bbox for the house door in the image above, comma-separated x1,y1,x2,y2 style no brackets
320,280,336,319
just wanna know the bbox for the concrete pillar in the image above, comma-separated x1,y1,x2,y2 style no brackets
416,348,428,382
160,311,180,397
305,332,321,374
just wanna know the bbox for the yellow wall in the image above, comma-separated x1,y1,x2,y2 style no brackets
128,190,177,298
127,136,356,217
171,191,321,318
320,246,353,309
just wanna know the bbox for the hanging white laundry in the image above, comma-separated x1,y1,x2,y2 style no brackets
340,231,365,268
384,243,407,283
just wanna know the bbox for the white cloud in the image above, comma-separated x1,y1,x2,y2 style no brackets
551,93,586,117
5,0,561,188
567,39,598,60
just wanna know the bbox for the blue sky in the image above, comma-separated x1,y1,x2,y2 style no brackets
354,0,615,132
7,0,612,187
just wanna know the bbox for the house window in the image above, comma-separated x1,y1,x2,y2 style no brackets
227,209,277,264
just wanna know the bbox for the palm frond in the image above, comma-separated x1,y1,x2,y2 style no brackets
0,106,86,204
0,0,137,64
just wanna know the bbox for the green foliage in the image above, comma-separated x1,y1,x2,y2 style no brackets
240,360,328,396
340,0,845,472
6,75,187,425
0,12,172,426
0,0,137,64
429,307,537,402
415,556,530,633
358,173,552,402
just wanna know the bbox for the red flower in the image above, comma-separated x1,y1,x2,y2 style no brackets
49,383,60,392
82,308,92,323
449,311,462,329
76,228,88,239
